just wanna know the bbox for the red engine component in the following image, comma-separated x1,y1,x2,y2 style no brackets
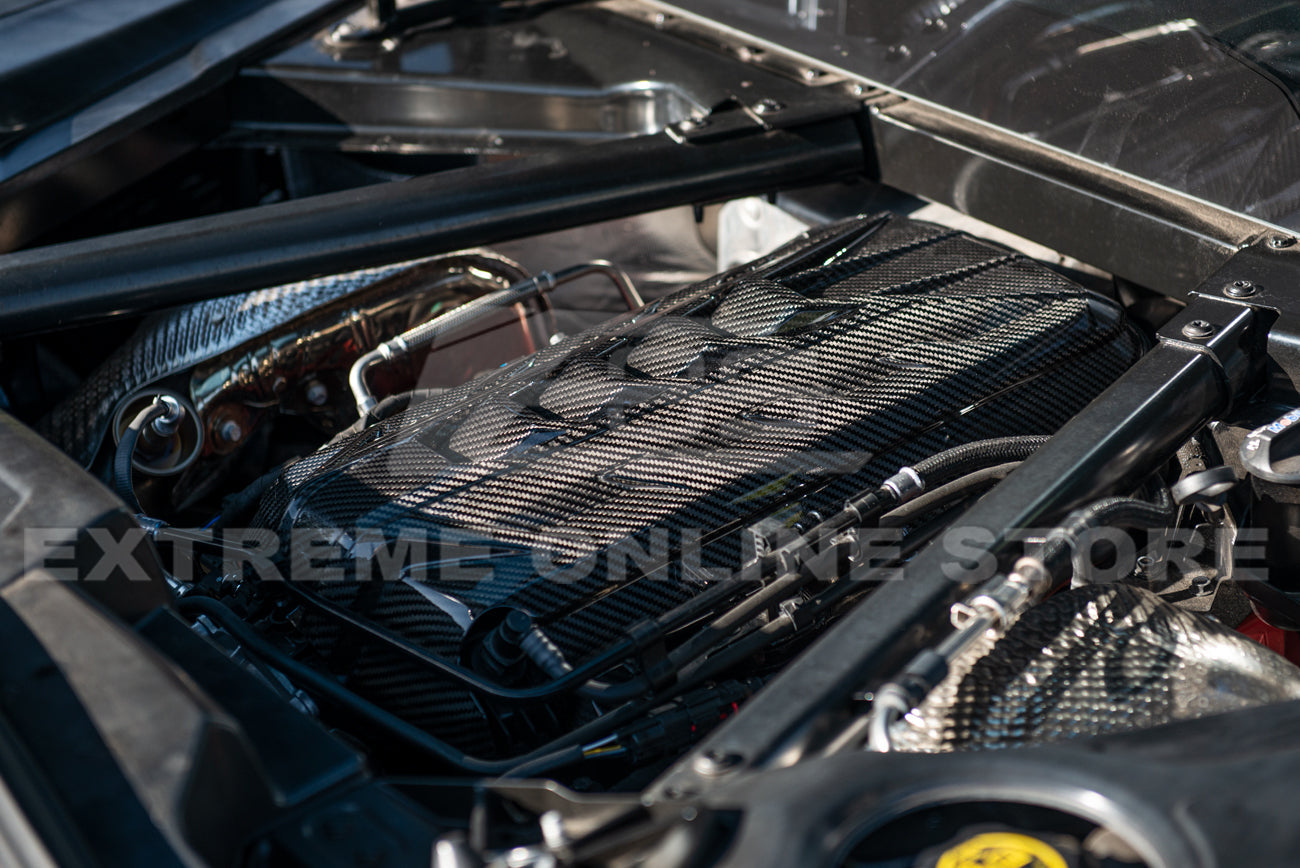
1238,611,1300,667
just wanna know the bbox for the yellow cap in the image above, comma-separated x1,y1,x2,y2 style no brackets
934,831,1069,868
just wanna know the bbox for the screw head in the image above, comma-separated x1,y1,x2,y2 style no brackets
1269,235,1297,249
753,98,784,115
1182,320,1216,339
1224,279,1257,298
693,749,743,776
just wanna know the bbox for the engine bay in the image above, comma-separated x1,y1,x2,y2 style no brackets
5,1,1300,866
9,197,1298,866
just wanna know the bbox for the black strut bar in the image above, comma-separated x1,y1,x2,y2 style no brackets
0,115,867,336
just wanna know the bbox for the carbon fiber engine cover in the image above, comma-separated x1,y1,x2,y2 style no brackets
254,213,1144,755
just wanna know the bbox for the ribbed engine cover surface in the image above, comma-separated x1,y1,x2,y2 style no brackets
256,213,1143,753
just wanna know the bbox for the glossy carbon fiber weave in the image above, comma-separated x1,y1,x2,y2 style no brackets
893,584,1300,752
257,213,1145,754
37,251,525,467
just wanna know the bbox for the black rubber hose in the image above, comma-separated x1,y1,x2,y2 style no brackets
217,463,291,527
658,453,1043,688
879,462,1023,527
273,439,1050,707
666,571,807,669
575,571,814,706
498,744,590,780
783,436,1049,569
113,401,171,513
328,388,447,446
1037,488,1175,581
675,513,962,690
174,596,651,775
911,435,1050,490
281,581,647,702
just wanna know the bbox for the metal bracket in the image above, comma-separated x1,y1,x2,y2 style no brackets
1186,239,1300,400
1155,295,1265,405
667,83,868,145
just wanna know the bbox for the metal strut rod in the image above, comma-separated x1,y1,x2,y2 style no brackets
0,116,866,335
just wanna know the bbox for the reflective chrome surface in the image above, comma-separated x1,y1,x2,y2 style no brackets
190,251,538,452
228,6,714,154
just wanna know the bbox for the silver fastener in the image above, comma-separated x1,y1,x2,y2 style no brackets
693,749,743,776
218,419,244,444
305,380,329,406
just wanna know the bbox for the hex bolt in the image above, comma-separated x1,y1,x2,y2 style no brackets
1224,279,1257,298
1181,320,1216,339
305,380,329,406
753,98,784,115
693,749,743,776
1268,235,1297,249
218,419,244,444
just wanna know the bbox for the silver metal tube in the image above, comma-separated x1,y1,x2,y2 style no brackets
349,260,641,415
864,558,1052,752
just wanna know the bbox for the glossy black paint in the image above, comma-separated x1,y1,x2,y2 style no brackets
0,0,281,137
0,0,351,251
0,112,866,335
0,411,171,620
